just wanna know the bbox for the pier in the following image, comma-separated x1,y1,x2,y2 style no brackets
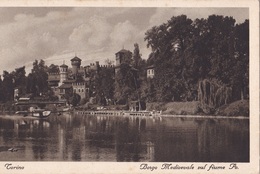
75,110,159,117
15,101,66,105
75,110,124,116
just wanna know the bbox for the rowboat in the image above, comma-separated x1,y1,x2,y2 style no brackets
32,110,51,118
15,109,51,118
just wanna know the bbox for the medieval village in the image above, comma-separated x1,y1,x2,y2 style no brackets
0,8,249,163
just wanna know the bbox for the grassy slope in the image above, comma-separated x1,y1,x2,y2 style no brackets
146,100,249,116
146,101,200,115
215,100,249,116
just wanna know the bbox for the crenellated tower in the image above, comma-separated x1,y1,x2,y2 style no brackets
71,56,82,75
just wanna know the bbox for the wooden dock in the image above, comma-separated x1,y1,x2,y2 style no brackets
15,101,66,105
75,110,124,116
75,110,159,117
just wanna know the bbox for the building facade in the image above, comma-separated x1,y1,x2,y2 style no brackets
48,55,116,103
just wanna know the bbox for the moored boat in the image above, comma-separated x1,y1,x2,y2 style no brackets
15,108,51,118
32,110,51,118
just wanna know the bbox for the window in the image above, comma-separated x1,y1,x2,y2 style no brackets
82,89,84,92
78,89,80,92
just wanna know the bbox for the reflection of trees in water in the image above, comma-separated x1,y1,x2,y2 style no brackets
153,118,198,162
71,137,82,161
85,116,115,148
115,117,142,161
196,119,249,162
0,115,249,162
152,118,249,162
31,120,48,160
56,115,159,161
0,119,15,142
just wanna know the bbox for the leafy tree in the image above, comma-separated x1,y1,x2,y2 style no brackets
69,92,81,107
232,20,249,100
105,59,115,66
2,71,14,102
13,66,27,96
97,67,115,105
145,15,194,101
114,63,138,104
144,14,249,104
26,73,37,94
133,43,142,68
28,59,49,95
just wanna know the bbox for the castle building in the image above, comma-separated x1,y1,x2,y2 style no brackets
71,56,81,75
45,47,152,107
115,49,132,73
48,55,115,103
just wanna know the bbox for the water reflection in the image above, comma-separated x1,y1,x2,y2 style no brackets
0,114,249,162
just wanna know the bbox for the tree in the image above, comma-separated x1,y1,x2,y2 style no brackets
104,59,115,66
97,67,115,105
28,59,49,95
2,71,14,102
145,15,194,101
232,20,249,100
26,73,37,94
133,43,142,68
114,63,138,104
69,92,81,107
144,14,249,105
13,66,27,96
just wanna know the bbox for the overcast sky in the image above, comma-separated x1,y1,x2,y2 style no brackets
0,7,248,74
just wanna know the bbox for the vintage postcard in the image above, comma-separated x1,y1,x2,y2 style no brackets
0,0,258,174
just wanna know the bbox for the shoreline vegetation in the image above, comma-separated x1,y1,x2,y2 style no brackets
0,99,249,117
146,100,249,117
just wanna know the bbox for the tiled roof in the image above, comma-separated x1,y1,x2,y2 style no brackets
71,56,81,61
146,65,155,69
59,84,72,89
63,79,76,83
60,64,68,68
116,49,130,54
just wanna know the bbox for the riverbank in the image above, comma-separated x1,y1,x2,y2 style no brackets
0,99,249,117
146,100,249,117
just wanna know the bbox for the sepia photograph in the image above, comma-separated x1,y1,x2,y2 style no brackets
0,0,258,173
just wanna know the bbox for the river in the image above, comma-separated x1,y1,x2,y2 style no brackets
0,113,249,162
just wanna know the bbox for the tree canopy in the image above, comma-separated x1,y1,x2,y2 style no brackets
144,15,249,103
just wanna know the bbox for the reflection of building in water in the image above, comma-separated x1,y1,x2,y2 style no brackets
0,115,249,162
146,141,155,161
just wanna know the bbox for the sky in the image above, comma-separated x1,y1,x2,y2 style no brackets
0,7,249,74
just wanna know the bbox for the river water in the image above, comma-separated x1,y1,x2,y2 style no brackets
0,113,249,162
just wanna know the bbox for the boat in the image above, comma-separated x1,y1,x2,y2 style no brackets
62,107,70,112
15,108,51,118
32,109,51,118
